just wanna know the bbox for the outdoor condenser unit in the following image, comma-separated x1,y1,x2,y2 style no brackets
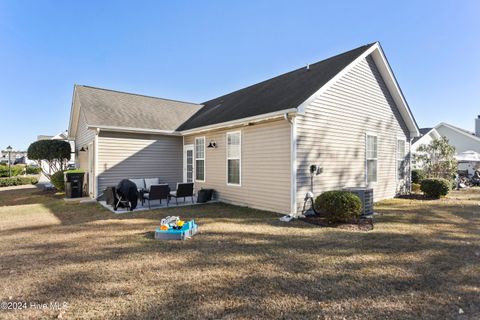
343,187,374,217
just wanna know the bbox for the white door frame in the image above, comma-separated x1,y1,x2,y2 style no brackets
183,144,194,183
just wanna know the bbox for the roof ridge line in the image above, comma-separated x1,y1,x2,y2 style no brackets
438,122,475,135
201,43,376,104
76,84,202,106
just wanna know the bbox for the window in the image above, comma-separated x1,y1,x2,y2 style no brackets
366,135,378,183
195,137,205,181
397,139,406,180
227,131,241,185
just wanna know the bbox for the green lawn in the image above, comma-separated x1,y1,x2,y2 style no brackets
0,185,479,319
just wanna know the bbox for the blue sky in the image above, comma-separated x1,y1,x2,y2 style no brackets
0,0,479,150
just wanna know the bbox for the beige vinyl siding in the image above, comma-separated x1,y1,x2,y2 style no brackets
184,119,291,214
296,55,410,211
75,109,96,170
97,131,183,193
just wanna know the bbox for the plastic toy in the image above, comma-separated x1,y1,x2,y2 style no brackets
155,218,198,240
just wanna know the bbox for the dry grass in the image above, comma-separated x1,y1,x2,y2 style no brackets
0,185,479,319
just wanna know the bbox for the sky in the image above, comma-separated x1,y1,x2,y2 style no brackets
0,0,479,150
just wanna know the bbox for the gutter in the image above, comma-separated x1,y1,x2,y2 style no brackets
284,112,297,216
179,108,298,135
86,125,181,136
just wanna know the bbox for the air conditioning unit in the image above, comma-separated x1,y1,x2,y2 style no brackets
343,187,374,217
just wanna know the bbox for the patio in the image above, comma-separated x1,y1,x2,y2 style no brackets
98,194,203,213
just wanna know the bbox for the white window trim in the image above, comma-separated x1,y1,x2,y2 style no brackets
396,137,407,182
194,136,205,183
365,133,378,185
226,131,242,186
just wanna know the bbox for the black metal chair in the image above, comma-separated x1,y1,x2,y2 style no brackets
143,184,170,209
170,182,194,205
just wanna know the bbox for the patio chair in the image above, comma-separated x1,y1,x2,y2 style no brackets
170,182,194,205
144,178,160,192
129,178,145,192
143,184,170,209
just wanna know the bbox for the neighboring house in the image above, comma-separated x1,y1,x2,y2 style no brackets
0,149,27,165
68,42,419,215
412,118,480,173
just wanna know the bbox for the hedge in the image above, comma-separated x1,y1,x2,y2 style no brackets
26,166,41,174
0,177,39,188
420,178,450,199
314,190,363,222
411,183,421,193
50,171,65,191
0,164,24,177
411,169,426,184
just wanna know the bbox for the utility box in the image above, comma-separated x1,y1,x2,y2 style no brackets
65,172,84,198
197,189,214,203
343,187,374,217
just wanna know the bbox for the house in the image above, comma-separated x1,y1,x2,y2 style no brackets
412,118,480,173
0,149,28,165
67,42,419,215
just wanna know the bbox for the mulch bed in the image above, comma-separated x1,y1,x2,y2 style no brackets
301,214,374,231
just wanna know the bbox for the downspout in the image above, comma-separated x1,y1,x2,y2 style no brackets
408,136,413,193
285,113,297,216
94,128,100,199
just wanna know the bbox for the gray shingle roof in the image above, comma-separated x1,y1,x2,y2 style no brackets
177,43,375,131
412,128,433,144
75,85,203,132
75,43,390,134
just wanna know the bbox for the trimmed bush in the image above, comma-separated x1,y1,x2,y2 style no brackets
27,140,71,162
314,191,362,222
0,164,25,177
412,169,426,184
26,166,41,174
411,183,421,193
420,178,450,199
0,177,38,187
50,170,65,191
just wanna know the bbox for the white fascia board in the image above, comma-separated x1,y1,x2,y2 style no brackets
436,122,480,143
411,128,439,148
86,125,181,136
67,85,80,140
297,42,420,138
179,108,297,135
370,45,420,137
296,44,378,114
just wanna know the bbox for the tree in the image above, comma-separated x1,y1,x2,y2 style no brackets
27,140,71,180
415,137,457,179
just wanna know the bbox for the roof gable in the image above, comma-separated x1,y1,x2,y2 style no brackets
68,85,203,137
436,123,480,143
67,43,419,137
177,44,375,131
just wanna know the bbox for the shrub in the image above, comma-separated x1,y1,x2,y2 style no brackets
27,140,71,180
420,178,450,199
314,191,362,222
0,177,38,187
411,183,421,193
50,170,65,191
0,164,25,177
26,166,41,174
412,169,426,184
